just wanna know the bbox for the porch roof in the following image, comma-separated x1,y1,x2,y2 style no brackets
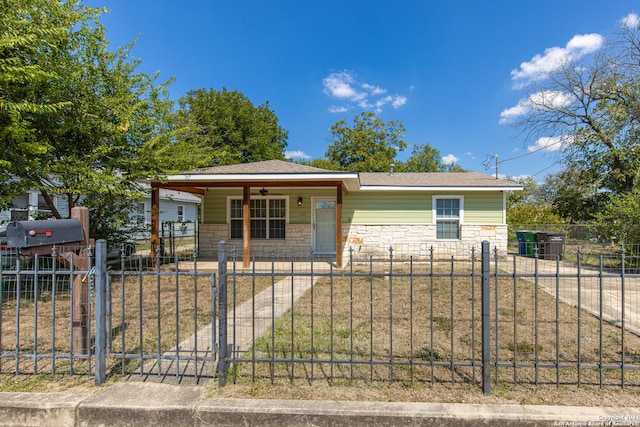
154,160,360,193
152,160,522,193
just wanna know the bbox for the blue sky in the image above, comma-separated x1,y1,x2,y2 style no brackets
89,1,637,179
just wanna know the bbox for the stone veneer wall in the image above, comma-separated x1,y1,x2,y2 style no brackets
199,223,312,258
343,224,508,260
199,223,508,260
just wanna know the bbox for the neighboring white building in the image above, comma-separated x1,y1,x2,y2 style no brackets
135,188,201,239
0,188,201,238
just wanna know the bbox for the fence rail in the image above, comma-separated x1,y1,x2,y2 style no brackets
1,240,639,395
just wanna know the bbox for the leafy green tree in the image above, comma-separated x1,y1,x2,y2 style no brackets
400,143,467,172
177,88,288,165
325,112,407,172
0,0,211,240
0,0,74,206
542,167,609,222
506,176,564,225
506,18,640,203
592,189,640,245
402,143,443,172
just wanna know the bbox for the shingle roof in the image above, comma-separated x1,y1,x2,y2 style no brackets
182,160,336,175
171,160,521,190
359,172,520,188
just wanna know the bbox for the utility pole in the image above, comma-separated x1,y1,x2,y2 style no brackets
483,154,499,179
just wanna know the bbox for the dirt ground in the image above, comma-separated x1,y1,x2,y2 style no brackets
1,373,639,408
211,380,640,407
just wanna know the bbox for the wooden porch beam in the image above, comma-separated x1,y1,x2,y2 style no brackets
159,185,205,195
243,185,251,268
153,180,348,190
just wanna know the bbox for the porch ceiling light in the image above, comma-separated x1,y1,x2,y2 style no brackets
297,196,303,206
259,188,268,196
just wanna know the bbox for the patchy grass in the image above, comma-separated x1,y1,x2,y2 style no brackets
222,260,640,402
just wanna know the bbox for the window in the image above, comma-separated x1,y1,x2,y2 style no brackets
434,197,462,239
229,197,287,240
177,205,184,222
136,202,146,225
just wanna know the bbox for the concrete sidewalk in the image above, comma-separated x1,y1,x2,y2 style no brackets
2,381,640,426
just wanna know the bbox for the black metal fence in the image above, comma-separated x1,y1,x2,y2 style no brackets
1,239,640,395
218,241,640,394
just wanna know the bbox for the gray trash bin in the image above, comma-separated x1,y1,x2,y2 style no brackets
536,232,565,260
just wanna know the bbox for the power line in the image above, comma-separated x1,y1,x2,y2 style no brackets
484,138,564,178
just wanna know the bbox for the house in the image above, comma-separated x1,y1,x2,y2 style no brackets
135,187,201,239
151,160,522,267
0,187,201,239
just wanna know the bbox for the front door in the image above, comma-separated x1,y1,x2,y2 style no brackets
313,198,336,255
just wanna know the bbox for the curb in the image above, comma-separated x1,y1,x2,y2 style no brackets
1,382,640,426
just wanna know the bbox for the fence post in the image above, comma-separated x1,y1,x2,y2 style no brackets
71,207,90,354
94,239,107,385
481,240,491,396
217,240,228,387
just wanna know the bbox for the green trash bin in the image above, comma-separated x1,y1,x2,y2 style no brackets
522,231,538,257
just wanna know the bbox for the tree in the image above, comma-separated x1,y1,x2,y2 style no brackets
402,143,467,172
325,112,407,172
541,167,609,222
506,176,564,225
0,0,211,240
177,88,288,165
505,18,640,207
592,188,640,245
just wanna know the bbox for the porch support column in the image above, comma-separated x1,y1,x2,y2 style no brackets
150,185,160,261
243,185,251,268
336,184,343,268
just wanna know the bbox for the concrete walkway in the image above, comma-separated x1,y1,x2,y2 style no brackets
133,274,318,382
501,255,640,336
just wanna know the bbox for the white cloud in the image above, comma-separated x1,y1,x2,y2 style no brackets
526,136,567,152
499,99,531,124
328,105,349,113
442,154,459,165
529,90,573,109
322,72,366,101
392,95,408,108
622,13,640,28
362,83,386,95
285,150,311,159
510,33,604,87
500,90,574,124
322,71,408,113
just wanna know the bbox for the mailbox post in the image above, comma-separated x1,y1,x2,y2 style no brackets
70,207,91,355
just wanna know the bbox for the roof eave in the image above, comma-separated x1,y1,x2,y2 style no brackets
158,173,361,192
358,185,524,191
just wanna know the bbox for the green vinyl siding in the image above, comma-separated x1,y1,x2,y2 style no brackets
202,191,228,224
202,188,335,224
345,192,430,225
462,192,504,224
201,188,505,225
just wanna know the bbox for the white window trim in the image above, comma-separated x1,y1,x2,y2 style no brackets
177,204,184,222
137,202,147,225
226,195,290,239
432,195,464,240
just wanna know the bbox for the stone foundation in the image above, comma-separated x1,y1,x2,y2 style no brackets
199,223,508,260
